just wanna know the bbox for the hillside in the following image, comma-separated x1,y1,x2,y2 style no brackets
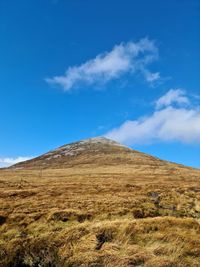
0,137,200,267
11,137,200,179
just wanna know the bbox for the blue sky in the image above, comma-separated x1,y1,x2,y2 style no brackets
0,0,200,168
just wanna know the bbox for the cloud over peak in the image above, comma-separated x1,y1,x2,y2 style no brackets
106,89,200,145
46,38,160,91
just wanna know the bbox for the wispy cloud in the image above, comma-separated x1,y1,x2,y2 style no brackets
0,156,32,168
143,70,160,83
155,89,190,109
105,90,200,145
46,38,160,91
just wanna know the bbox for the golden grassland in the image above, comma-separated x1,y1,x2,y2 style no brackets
0,164,200,267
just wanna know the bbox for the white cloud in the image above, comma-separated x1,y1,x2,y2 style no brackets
0,156,32,168
46,38,160,91
105,90,200,145
156,89,190,109
144,71,160,83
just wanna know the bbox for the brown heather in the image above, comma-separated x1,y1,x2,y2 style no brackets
0,138,200,267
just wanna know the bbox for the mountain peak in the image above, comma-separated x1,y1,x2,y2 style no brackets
46,136,128,158
73,136,126,147
10,136,187,171
10,136,131,169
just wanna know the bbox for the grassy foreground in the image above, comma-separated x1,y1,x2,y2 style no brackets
0,166,200,267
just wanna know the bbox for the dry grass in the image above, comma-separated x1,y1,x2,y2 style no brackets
0,163,200,266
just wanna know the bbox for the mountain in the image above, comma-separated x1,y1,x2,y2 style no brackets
10,137,199,178
11,137,132,169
